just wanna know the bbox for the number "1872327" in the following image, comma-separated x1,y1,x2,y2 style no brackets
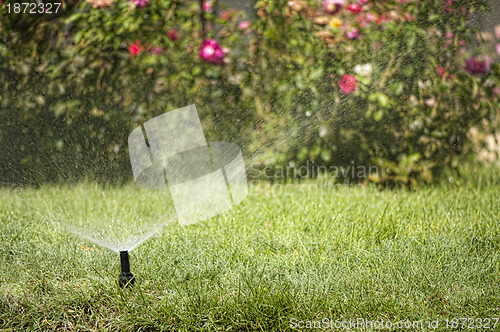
5,2,62,14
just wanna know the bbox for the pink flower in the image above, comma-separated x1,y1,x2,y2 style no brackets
167,29,178,41
495,25,500,39
404,12,415,21
128,40,143,57
493,86,500,96
358,0,368,4
345,27,360,39
445,0,453,13
338,74,357,94
484,55,493,70
464,58,487,76
322,0,344,15
220,9,236,20
376,14,389,24
151,47,162,55
496,43,500,57
203,1,213,13
445,32,453,38
347,3,362,14
199,39,225,64
425,97,435,107
365,12,376,23
129,0,149,7
238,20,250,30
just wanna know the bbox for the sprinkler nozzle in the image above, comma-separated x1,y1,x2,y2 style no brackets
118,251,135,288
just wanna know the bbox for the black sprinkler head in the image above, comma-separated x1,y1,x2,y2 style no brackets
118,251,135,288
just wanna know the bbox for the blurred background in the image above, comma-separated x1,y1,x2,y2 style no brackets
0,0,499,187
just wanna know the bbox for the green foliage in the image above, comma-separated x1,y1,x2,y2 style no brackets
0,0,254,185
249,0,500,186
0,0,498,186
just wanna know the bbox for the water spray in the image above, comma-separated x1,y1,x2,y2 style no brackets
53,105,247,288
118,251,135,288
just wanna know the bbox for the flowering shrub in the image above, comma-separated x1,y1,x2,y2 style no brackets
0,0,252,184
0,0,498,186
248,0,499,186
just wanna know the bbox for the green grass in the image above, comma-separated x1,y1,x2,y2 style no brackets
1,175,500,331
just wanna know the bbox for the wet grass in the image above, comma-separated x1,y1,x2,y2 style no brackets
1,173,500,331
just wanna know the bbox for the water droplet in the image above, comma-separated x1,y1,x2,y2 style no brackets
319,125,328,137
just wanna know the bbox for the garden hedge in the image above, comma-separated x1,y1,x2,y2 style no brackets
0,0,499,186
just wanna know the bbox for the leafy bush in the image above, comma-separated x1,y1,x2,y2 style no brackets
248,0,500,186
0,0,498,186
0,0,255,184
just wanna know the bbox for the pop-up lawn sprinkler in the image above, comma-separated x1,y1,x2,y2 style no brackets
118,251,135,288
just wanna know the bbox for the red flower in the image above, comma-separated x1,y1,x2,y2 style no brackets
128,40,143,57
436,66,445,79
338,74,357,94
347,3,362,14
167,29,178,41
220,9,237,20
436,66,454,80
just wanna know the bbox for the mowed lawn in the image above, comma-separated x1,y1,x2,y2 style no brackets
1,175,500,331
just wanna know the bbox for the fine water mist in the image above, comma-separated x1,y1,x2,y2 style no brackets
44,105,248,254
